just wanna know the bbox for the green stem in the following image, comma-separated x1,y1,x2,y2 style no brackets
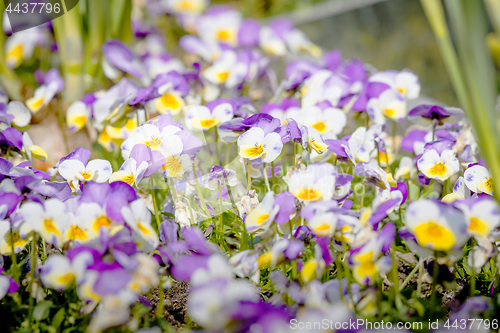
443,178,450,197
157,277,164,319
192,164,211,220
271,161,276,191
57,106,70,154
0,1,21,100
399,261,422,291
84,0,104,81
169,178,178,201
52,4,84,102
219,183,224,249
27,236,37,328
263,165,271,192
247,159,252,192
391,243,402,311
150,177,162,234
292,142,296,170
9,228,18,282
417,259,424,297
360,181,365,209
337,253,344,301
341,241,354,304
470,255,476,296
429,254,440,318
215,129,220,166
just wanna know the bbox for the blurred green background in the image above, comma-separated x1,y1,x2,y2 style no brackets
215,0,457,106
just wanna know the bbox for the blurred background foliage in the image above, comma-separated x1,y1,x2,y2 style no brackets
204,0,457,106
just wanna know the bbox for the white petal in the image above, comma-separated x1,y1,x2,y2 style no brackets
86,159,113,183
159,135,183,157
238,127,265,147
212,103,234,124
262,132,283,163
58,160,86,182
405,200,440,231
6,101,31,127
464,165,490,193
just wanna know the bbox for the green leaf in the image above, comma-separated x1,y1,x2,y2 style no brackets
33,300,53,321
409,184,420,200
407,298,425,317
161,212,175,219
52,308,65,330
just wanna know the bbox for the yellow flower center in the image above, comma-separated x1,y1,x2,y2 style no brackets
217,72,229,82
413,221,455,251
301,259,318,284
6,231,26,250
93,215,111,232
313,223,331,237
217,30,230,40
164,156,183,178
160,93,180,109
74,116,87,128
297,188,323,201
308,139,326,154
80,171,92,180
468,217,488,237
7,44,23,66
44,219,59,235
397,87,406,95
429,162,447,177
32,98,44,109
311,121,326,133
68,225,88,241
485,177,494,191
200,118,216,128
122,174,135,185
57,273,75,285
356,261,377,280
179,0,193,10
145,137,162,149
257,214,270,225
258,252,272,269
383,108,395,117
137,223,150,235
245,145,265,159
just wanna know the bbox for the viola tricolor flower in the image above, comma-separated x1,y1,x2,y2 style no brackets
237,126,283,162
464,164,494,195
417,141,459,181
404,199,468,252
26,69,64,113
58,155,112,184
455,198,500,238
185,104,233,131
287,163,351,202
245,191,280,232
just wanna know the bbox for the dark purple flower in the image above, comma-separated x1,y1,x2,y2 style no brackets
408,104,464,126
0,127,23,150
